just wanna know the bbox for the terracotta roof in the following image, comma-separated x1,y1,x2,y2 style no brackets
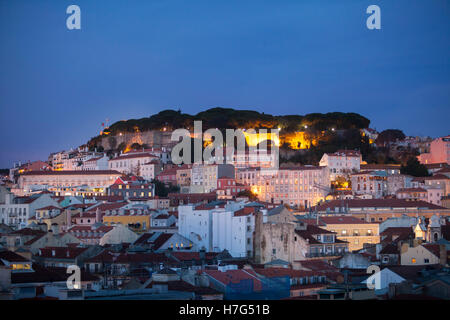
294,259,339,272
312,199,446,211
37,247,88,259
204,269,262,290
10,228,46,237
234,207,256,217
295,225,336,244
360,164,401,170
319,216,370,225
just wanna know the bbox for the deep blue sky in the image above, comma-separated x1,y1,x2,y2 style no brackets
1,0,449,168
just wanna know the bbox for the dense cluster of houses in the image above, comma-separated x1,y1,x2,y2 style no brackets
0,134,449,300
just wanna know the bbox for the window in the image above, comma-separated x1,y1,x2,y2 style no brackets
424,258,429,264
411,258,416,264
272,249,276,254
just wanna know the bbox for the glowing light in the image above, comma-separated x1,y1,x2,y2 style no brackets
243,131,280,147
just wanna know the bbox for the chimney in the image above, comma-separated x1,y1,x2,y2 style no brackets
52,249,56,257
96,207,101,223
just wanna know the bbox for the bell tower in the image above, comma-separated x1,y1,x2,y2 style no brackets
427,214,442,243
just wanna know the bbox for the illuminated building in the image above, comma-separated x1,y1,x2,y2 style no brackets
237,166,329,208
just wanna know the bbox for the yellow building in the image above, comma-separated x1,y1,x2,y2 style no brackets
102,209,151,233
29,206,68,231
319,216,380,252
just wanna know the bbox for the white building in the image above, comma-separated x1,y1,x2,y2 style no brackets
237,166,329,208
108,152,159,175
140,161,162,181
211,204,255,258
319,150,362,181
178,203,216,251
0,192,60,228
178,201,256,257
82,155,109,171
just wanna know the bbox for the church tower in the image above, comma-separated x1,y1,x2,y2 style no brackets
427,214,442,243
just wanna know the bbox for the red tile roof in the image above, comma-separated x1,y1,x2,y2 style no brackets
234,207,256,217
204,269,262,291
319,216,370,225
38,247,88,259
312,199,446,211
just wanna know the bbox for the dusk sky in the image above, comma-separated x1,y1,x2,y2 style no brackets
0,0,449,168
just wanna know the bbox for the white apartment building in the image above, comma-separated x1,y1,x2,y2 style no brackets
18,170,122,190
140,161,162,181
178,201,256,257
178,203,216,251
237,166,330,208
0,192,60,228
319,150,362,181
190,164,235,193
108,152,159,175
82,155,109,171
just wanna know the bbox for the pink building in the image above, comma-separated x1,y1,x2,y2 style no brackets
418,135,450,165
